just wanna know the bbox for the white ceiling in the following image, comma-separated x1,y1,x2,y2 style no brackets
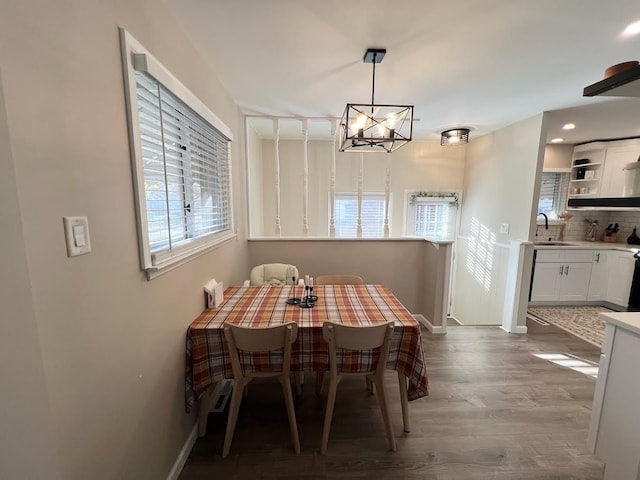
164,0,640,145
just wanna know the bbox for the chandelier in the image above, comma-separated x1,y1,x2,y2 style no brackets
338,48,413,153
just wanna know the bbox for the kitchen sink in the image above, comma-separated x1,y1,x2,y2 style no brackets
533,241,578,246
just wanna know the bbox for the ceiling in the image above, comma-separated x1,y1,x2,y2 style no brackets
164,0,640,145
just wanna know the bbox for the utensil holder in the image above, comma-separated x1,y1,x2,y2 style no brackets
603,234,617,243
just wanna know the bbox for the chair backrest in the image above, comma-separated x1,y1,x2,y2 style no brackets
250,263,299,286
316,275,364,285
224,322,298,379
322,321,394,376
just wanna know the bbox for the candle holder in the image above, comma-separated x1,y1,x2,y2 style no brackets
286,276,301,305
308,284,318,303
299,283,314,308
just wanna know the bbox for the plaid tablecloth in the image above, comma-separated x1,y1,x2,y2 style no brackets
185,284,429,413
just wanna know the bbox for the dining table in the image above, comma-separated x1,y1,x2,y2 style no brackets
185,284,429,436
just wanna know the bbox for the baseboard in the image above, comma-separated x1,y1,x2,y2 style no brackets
414,314,446,334
501,325,528,334
167,422,198,480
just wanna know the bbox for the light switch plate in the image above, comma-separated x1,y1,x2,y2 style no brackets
63,216,91,257
500,223,510,234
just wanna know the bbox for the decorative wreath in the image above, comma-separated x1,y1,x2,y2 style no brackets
409,191,459,206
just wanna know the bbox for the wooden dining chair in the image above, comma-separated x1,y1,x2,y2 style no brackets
320,321,396,454
315,274,364,285
222,322,300,457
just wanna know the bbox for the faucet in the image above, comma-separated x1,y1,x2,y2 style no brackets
537,212,549,229
536,212,549,238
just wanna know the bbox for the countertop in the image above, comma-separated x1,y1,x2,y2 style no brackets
534,240,640,253
600,311,640,337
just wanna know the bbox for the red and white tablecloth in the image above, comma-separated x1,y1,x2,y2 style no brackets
185,284,428,412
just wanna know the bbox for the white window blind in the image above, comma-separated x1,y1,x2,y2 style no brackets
405,192,458,240
538,172,569,219
333,193,387,238
136,72,231,257
121,30,234,278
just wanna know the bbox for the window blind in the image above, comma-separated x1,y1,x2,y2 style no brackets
405,191,458,240
414,203,455,239
334,193,386,238
538,172,569,218
135,72,232,260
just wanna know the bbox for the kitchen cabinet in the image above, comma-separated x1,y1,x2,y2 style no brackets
587,250,609,301
568,144,604,199
606,250,635,307
569,140,640,202
530,250,593,302
600,144,640,198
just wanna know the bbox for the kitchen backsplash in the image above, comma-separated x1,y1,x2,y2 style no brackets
539,211,640,243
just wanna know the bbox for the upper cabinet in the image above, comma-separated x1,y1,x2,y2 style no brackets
569,143,606,198
600,144,640,197
568,139,640,206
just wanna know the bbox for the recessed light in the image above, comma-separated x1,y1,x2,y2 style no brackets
622,20,640,37
562,123,575,130
551,138,564,143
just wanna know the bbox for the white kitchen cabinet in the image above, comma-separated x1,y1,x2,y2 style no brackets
588,250,609,301
606,250,635,307
530,249,594,302
570,140,640,201
600,144,640,198
568,144,605,199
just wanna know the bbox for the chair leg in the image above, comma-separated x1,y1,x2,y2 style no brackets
321,376,340,454
281,377,301,454
373,376,397,452
222,380,245,458
397,371,410,433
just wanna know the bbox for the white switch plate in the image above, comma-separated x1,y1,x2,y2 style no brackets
500,223,510,234
63,216,91,257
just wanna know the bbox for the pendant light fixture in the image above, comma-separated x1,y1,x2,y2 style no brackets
440,128,470,146
338,48,413,153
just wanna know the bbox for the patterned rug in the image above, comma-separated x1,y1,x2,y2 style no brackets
527,305,613,348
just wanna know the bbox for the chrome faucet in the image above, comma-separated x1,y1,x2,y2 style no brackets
536,212,549,238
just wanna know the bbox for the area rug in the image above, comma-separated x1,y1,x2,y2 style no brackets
527,305,614,348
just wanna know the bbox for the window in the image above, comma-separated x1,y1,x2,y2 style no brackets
121,30,234,278
404,191,459,240
538,172,569,219
333,193,388,238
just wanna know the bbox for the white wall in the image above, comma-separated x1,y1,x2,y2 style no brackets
0,1,248,478
452,114,546,325
0,69,61,479
254,138,466,237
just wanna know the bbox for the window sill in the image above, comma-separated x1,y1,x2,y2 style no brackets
145,231,237,280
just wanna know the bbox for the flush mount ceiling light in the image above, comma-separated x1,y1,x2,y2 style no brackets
338,48,413,153
440,128,470,146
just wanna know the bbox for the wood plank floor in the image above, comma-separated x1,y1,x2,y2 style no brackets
179,323,604,479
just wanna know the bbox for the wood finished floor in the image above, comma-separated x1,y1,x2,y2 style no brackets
180,322,604,479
